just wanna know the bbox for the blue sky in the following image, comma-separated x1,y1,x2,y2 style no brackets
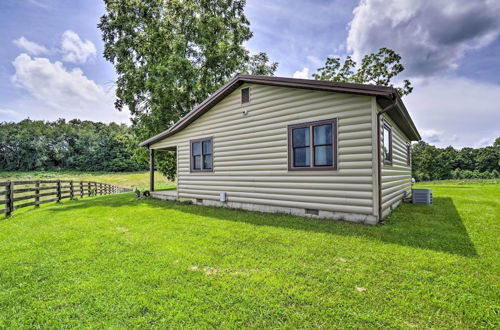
1,0,499,148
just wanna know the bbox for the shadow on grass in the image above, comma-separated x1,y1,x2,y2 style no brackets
47,193,478,257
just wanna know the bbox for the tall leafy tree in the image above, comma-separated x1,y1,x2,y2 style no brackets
313,48,412,96
410,139,500,181
0,119,144,172
98,0,277,179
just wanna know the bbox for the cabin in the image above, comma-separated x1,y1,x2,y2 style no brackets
139,75,421,225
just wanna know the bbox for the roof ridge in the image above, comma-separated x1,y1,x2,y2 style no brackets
139,74,416,147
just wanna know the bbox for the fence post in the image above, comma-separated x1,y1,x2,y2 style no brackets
100,183,103,195
87,182,91,196
80,181,83,198
94,182,98,196
70,180,74,200
35,181,40,207
57,180,61,203
5,181,13,217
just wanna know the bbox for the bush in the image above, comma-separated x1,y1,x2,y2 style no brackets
450,169,499,180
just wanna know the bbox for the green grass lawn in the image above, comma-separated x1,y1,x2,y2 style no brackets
0,182,498,328
0,171,175,190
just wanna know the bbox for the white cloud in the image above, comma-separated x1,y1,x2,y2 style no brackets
293,67,309,79
60,30,96,64
405,76,500,148
28,0,49,8
11,54,128,123
475,137,494,148
347,0,500,76
420,129,443,144
306,55,323,67
13,36,49,56
0,108,23,120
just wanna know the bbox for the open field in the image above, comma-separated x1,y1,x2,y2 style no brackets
0,181,498,328
0,171,174,191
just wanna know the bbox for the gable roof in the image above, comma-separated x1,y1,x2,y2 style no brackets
139,75,421,147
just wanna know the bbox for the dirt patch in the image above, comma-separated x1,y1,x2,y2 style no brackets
189,265,258,276
116,227,129,233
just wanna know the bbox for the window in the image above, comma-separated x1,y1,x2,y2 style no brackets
383,122,392,166
241,87,250,104
406,142,411,166
288,118,337,171
191,137,213,172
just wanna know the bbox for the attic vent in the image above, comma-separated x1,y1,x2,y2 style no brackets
305,208,319,215
412,189,432,205
241,87,250,104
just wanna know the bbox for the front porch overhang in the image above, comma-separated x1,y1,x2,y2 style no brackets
148,146,177,192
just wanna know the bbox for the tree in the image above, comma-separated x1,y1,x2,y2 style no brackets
411,141,452,181
313,48,412,96
410,138,500,181
0,119,144,172
475,146,500,172
98,0,277,180
494,137,500,150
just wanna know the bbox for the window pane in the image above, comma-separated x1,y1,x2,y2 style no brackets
383,126,392,161
192,142,201,156
314,124,332,145
193,155,201,170
203,155,212,169
314,146,333,166
202,140,212,155
241,87,250,103
293,147,310,167
407,143,411,165
292,127,310,147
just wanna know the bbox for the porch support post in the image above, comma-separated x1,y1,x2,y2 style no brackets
149,148,155,192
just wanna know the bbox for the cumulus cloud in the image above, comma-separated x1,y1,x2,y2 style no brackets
347,0,500,76
11,54,128,123
13,36,49,56
420,129,442,144
61,30,96,64
293,67,309,79
405,76,500,148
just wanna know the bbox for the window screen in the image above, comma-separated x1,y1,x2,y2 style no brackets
288,118,337,171
191,137,213,172
406,142,411,166
292,127,310,167
241,87,250,104
383,122,392,165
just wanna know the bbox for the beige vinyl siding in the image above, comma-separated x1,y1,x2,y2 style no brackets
380,112,411,217
152,84,377,219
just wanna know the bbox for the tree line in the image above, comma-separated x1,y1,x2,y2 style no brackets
1,118,498,182
411,139,500,181
0,119,145,172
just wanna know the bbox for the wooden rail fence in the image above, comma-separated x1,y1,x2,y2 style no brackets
0,180,131,217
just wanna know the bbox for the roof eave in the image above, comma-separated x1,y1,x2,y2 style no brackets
376,94,421,141
139,75,419,147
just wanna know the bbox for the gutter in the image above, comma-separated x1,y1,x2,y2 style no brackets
376,94,397,224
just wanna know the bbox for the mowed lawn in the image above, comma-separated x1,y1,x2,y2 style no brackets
0,171,174,190
0,182,498,328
